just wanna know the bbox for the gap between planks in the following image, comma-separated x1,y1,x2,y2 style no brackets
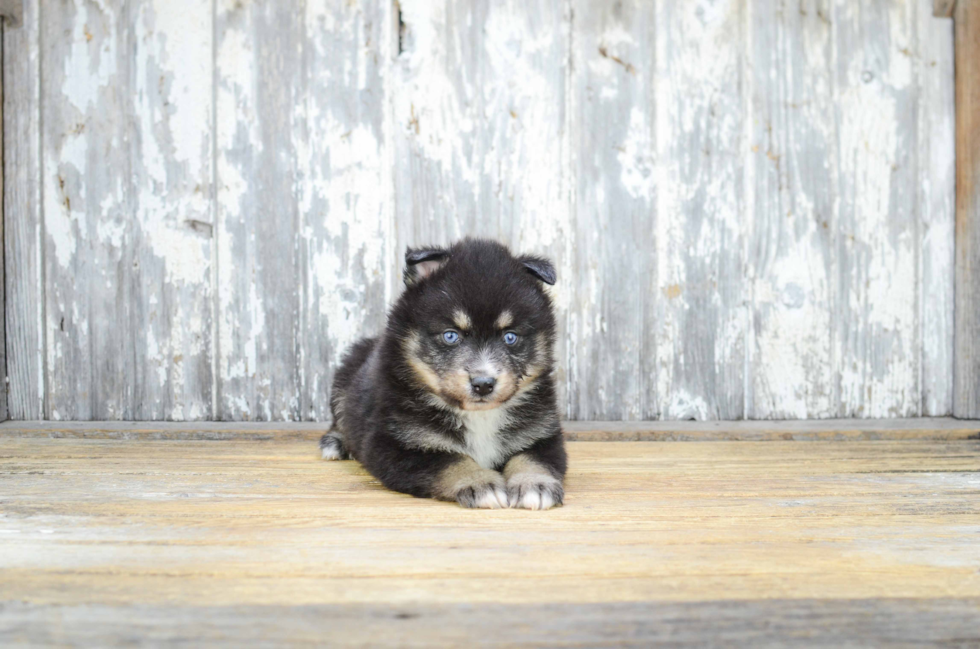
0,417,977,442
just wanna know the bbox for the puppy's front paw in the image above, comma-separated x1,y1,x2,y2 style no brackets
435,458,508,509
503,454,564,510
507,477,563,510
456,481,509,509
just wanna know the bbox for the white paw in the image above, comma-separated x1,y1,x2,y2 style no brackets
458,483,509,509
507,474,563,510
319,433,348,461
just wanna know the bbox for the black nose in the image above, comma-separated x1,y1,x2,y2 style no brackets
470,376,496,396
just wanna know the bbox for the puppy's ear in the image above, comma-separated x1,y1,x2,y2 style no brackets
404,246,450,286
519,255,556,285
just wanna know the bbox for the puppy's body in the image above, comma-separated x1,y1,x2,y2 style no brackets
320,239,566,509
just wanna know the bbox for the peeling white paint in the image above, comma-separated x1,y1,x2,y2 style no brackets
62,1,118,113
11,0,957,422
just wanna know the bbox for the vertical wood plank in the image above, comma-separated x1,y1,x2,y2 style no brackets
917,0,955,416
3,0,43,419
654,0,746,420
391,0,568,245
41,0,134,419
1,21,6,423
41,0,213,420
299,0,393,421
130,0,214,420
954,0,980,417
834,0,919,418
746,0,837,419
566,0,655,419
391,0,570,410
215,0,303,420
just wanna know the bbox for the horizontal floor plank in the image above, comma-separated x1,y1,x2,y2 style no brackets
1,417,978,441
4,599,980,648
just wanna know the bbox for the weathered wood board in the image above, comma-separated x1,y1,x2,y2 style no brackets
954,0,980,418
32,0,214,420
1,0,959,421
3,0,43,420
1,21,5,423
215,0,394,421
2,437,980,644
5,599,980,648
1,417,977,441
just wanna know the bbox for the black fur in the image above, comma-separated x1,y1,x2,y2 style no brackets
320,238,567,509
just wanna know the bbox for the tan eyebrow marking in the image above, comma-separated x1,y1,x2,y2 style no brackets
495,310,514,329
452,309,472,331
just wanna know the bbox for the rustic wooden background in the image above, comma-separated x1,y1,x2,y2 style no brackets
2,0,956,422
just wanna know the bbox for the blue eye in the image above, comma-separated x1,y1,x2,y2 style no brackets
443,330,460,345
503,332,518,345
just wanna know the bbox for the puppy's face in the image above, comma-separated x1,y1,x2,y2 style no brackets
397,240,556,412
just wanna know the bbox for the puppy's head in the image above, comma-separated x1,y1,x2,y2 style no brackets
395,238,556,411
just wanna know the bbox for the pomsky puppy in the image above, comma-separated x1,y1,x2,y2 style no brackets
319,238,566,510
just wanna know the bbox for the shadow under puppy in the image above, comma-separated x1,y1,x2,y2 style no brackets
320,238,566,510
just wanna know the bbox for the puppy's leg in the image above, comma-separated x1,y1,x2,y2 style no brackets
504,434,566,510
362,434,507,509
319,431,350,460
433,457,509,509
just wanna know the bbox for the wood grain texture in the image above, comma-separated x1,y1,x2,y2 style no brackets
129,0,214,420
746,0,836,419
566,0,655,420
41,0,132,419
1,417,977,441
918,0,957,416
654,0,745,420
1,22,5,423
299,0,394,421
1,0,962,422
215,1,393,421
215,0,304,420
835,0,919,417
1,437,980,644
3,0,43,420
39,0,212,420
391,0,567,245
4,599,980,647
954,0,980,417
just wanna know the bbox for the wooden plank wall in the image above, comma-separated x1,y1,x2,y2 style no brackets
1,0,958,422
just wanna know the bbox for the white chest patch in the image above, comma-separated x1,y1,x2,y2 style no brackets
458,408,509,469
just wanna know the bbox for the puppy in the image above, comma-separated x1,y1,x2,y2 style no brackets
319,238,566,510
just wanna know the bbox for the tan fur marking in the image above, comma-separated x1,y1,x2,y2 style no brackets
452,310,472,331
514,333,551,397
503,454,555,483
435,457,508,507
441,368,518,411
495,310,514,329
404,332,442,393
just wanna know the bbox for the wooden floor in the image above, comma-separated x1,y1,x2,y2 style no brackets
1,426,979,646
